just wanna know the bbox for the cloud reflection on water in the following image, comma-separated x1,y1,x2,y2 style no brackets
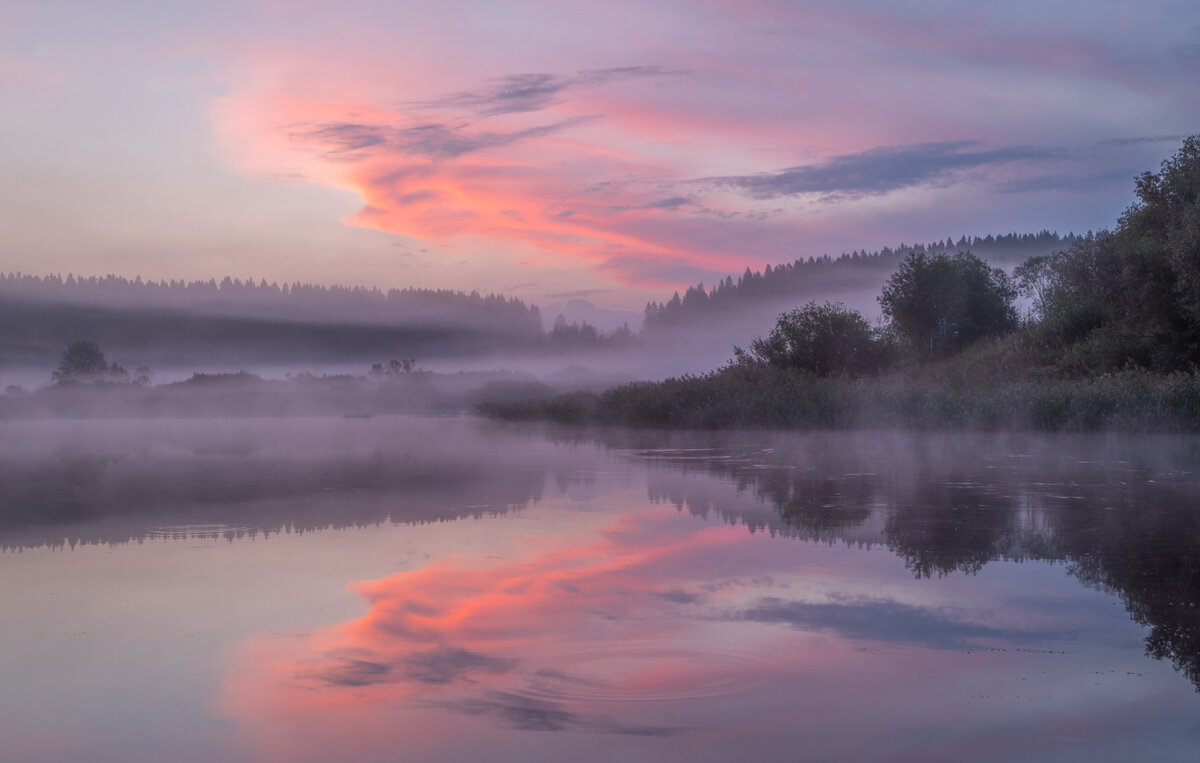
220,503,1072,759
6,419,1200,760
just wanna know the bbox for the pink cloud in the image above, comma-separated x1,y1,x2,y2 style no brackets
203,1,1194,298
211,53,891,292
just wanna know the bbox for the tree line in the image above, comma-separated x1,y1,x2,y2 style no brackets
734,135,1200,378
0,273,545,331
642,230,1079,329
482,135,1200,431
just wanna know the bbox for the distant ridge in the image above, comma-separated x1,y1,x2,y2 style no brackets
644,230,1080,329
0,273,546,370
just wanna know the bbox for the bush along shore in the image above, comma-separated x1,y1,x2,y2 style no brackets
480,136,1200,432
478,346,1200,432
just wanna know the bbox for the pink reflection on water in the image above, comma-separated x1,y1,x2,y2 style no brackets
216,502,1190,762
220,508,821,756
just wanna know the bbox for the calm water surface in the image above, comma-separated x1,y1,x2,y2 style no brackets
2,416,1199,761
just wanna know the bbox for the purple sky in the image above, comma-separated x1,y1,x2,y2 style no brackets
2,0,1197,310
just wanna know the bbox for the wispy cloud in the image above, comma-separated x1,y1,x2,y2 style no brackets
1097,134,1189,148
300,117,593,161
596,255,726,288
609,196,693,212
993,167,1134,194
205,0,1198,299
544,289,608,298
415,66,685,117
709,142,1059,200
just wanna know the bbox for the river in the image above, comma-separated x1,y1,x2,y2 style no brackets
2,416,1198,761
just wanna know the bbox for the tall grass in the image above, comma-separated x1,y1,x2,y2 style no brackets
478,347,1200,432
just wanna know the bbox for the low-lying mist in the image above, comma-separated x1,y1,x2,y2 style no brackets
5,417,1199,690
0,231,1074,410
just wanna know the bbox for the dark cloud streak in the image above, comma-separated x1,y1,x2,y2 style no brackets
993,167,1134,194
708,141,1060,200
608,196,693,212
302,117,594,161
417,66,685,117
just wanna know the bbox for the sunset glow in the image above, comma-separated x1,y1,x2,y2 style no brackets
3,1,1197,308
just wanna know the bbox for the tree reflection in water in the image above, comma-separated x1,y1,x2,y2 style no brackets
4,420,1200,698
606,429,1200,690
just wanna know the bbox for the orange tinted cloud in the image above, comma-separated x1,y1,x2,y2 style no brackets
204,1,1196,298
211,56,830,288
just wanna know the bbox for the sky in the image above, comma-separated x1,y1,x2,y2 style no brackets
1,0,1197,311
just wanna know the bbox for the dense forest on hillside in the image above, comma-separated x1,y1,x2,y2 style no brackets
0,273,543,327
0,275,547,369
643,231,1079,329
1,229,1078,377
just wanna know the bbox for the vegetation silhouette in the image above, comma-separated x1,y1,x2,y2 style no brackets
6,418,1200,692
642,231,1078,330
51,340,123,382
483,135,1200,432
879,251,1018,355
574,428,1200,690
1017,136,1200,372
0,276,551,370
732,301,891,377
1,229,1076,376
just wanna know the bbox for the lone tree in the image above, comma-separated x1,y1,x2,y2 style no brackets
52,340,126,382
733,301,890,377
879,251,1018,355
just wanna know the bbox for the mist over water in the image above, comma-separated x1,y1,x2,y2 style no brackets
2,416,1199,761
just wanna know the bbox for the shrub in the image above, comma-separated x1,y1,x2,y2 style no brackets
733,301,891,377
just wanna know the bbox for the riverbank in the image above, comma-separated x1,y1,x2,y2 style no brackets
478,344,1200,431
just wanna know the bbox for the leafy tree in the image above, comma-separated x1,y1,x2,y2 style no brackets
1125,135,1200,325
1019,135,1200,371
733,301,890,377
1013,255,1054,321
52,340,111,382
1018,234,1123,356
879,251,1018,354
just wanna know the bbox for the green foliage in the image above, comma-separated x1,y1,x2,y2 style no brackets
479,361,1200,432
879,251,1018,355
1019,135,1200,372
482,137,1200,432
732,301,890,377
642,231,1076,330
1126,135,1200,324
